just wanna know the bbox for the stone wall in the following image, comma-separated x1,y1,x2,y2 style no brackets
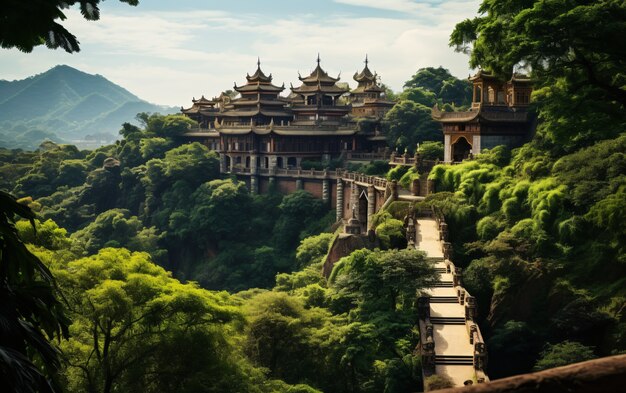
432,355,626,393
322,233,378,278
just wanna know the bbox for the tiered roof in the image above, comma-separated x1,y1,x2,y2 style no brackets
220,59,291,121
181,95,217,114
291,55,349,96
352,55,384,94
234,58,285,94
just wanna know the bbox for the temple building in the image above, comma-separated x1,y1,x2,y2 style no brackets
349,55,395,118
432,70,534,162
181,56,394,191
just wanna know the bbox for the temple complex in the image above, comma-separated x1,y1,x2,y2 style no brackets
432,70,534,162
181,56,393,188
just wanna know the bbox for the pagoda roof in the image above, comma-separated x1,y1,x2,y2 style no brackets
233,60,285,93
216,127,358,136
235,83,285,93
291,82,348,95
298,55,340,84
509,73,532,83
181,106,200,114
291,104,351,113
432,104,529,123
351,84,385,94
469,70,500,82
351,99,395,107
353,55,377,82
232,98,288,107
192,95,216,105
246,58,273,83
219,109,292,118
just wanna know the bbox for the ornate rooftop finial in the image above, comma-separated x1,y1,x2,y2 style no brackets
257,56,261,68
317,53,321,65
365,54,369,67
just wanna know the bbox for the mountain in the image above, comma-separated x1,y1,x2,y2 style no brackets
0,65,178,149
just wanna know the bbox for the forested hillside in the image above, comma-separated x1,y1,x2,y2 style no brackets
0,65,177,149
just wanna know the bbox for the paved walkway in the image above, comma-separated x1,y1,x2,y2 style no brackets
416,218,475,387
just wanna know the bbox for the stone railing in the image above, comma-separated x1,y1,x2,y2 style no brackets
345,151,390,161
389,153,440,171
226,167,388,189
340,171,388,188
417,296,436,371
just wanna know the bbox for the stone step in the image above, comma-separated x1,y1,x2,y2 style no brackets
431,281,454,288
435,355,474,365
430,296,459,303
435,268,448,273
430,317,466,325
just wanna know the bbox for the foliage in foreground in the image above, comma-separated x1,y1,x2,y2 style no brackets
0,192,69,393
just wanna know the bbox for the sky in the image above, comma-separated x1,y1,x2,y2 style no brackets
0,0,480,107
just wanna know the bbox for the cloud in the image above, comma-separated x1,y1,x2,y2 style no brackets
333,0,432,14
0,1,480,106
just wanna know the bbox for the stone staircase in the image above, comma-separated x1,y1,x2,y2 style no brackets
407,210,489,389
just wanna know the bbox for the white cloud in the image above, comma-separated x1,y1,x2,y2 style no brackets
333,0,432,14
0,1,480,106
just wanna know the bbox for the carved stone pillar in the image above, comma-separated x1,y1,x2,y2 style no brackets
411,178,420,196
250,175,259,195
336,180,344,222
219,153,227,173
427,179,436,195
367,185,375,229
250,154,258,175
322,179,330,205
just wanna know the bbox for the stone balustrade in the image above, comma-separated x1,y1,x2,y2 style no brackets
224,166,389,189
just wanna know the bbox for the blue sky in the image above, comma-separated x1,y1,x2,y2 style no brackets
0,0,480,106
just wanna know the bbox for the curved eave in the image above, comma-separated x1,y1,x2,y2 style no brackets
235,84,285,93
181,107,200,114
183,131,220,137
217,128,358,136
291,106,351,113
291,85,348,95
219,109,292,118
433,111,529,123
432,112,480,123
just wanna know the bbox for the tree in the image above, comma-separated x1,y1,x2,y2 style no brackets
273,191,327,252
0,191,69,393
404,67,454,93
450,0,626,149
295,233,334,268
71,208,164,257
418,141,444,161
329,249,437,316
384,100,442,151
0,1,139,53
54,247,248,393
397,87,437,107
533,341,596,371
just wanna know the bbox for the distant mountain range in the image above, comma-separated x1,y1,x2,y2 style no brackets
0,65,178,150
